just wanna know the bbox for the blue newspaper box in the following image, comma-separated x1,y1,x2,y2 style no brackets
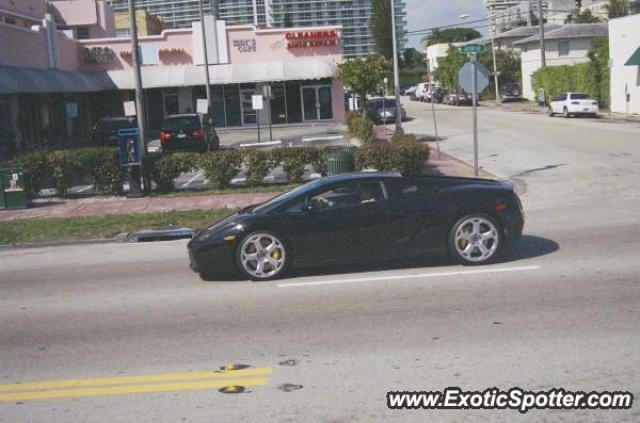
117,128,142,166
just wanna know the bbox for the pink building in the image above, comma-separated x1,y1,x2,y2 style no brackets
0,1,345,152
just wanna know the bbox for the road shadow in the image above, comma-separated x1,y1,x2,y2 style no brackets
200,235,559,282
499,235,559,263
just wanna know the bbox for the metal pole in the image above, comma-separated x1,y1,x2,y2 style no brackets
538,0,546,68
257,109,261,143
198,0,212,111
491,31,500,104
425,54,440,159
390,0,402,131
472,61,479,177
266,86,273,141
127,0,148,195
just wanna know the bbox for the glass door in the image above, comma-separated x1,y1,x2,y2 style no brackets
302,87,318,121
240,88,257,125
301,85,333,121
318,86,333,120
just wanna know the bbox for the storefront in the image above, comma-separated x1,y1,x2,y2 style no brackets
0,11,345,152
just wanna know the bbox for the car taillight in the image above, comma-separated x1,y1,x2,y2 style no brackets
571,101,580,105
159,131,171,142
192,129,204,138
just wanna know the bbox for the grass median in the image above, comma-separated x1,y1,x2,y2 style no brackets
0,208,239,245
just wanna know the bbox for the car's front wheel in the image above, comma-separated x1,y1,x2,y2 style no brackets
449,214,502,265
236,231,289,281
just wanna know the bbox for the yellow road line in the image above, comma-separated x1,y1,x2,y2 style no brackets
0,378,269,402
0,368,272,392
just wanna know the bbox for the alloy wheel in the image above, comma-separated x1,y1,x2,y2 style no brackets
453,217,500,263
239,233,286,280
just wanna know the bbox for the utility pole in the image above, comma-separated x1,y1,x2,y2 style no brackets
390,0,402,132
538,0,546,68
127,0,149,195
491,18,500,104
198,0,212,112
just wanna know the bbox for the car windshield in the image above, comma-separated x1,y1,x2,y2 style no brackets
373,99,397,108
571,94,589,100
163,117,200,131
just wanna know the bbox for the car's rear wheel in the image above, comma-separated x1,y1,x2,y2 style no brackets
236,231,289,281
548,106,555,117
449,214,502,265
563,107,570,118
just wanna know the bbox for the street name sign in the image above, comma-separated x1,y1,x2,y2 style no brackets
459,44,486,54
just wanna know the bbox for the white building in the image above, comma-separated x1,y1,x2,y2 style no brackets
486,0,573,34
513,23,608,99
425,43,456,73
609,14,640,115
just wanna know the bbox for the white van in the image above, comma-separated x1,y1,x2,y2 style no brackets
414,82,440,102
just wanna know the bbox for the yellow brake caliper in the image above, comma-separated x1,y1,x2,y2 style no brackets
271,248,282,260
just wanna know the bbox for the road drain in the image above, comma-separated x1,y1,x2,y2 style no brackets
278,359,298,367
126,227,195,243
278,384,303,392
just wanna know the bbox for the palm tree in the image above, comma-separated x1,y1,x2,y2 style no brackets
605,0,629,18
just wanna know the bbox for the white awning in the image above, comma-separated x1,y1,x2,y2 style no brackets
106,59,337,89
0,59,337,94
0,66,117,94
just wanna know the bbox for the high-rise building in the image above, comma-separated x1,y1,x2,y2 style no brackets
268,0,407,58
107,0,407,59
106,0,217,29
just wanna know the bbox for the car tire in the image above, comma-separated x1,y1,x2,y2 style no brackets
235,231,290,281
563,107,570,118
448,214,503,266
548,106,555,117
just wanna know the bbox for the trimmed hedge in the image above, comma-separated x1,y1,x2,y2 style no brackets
9,147,122,198
345,111,375,144
355,134,430,176
4,141,430,197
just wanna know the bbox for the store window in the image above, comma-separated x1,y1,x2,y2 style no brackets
270,83,287,124
163,90,179,116
285,81,302,123
558,40,570,57
225,84,242,127
76,27,90,39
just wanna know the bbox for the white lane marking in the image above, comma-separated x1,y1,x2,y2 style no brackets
181,171,204,188
277,266,541,288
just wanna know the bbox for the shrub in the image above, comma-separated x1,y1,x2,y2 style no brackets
355,134,429,176
12,150,49,198
197,149,242,189
278,148,306,183
71,147,122,195
346,113,375,144
150,155,181,193
243,149,274,186
48,150,73,198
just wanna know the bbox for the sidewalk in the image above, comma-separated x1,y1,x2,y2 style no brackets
480,100,640,124
0,151,480,222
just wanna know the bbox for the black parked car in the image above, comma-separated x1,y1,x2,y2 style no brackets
188,173,524,281
159,114,220,152
91,117,137,146
366,97,407,123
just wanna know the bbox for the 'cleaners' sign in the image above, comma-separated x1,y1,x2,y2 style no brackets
285,30,339,49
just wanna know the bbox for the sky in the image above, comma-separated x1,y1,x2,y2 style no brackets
404,0,488,49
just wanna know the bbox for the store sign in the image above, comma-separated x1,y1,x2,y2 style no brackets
233,39,256,53
285,30,338,49
83,47,115,64
119,48,186,59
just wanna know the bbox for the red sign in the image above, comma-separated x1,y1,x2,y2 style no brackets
285,30,338,49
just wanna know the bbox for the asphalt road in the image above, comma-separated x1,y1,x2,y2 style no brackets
1,103,640,422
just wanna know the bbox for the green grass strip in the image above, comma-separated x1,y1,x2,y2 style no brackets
0,208,239,245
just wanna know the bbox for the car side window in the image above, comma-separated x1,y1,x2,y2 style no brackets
285,181,385,213
384,179,426,199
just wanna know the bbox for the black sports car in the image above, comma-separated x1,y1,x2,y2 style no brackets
188,173,524,281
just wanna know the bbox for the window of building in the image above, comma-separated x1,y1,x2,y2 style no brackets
558,40,570,56
4,16,16,25
76,27,90,39
116,28,130,38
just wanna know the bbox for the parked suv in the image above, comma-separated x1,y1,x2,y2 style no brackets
159,114,220,152
91,117,137,146
500,83,522,102
366,97,407,123
548,93,599,118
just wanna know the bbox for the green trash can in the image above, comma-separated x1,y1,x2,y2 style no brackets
325,147,355,176
0,167,29,210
